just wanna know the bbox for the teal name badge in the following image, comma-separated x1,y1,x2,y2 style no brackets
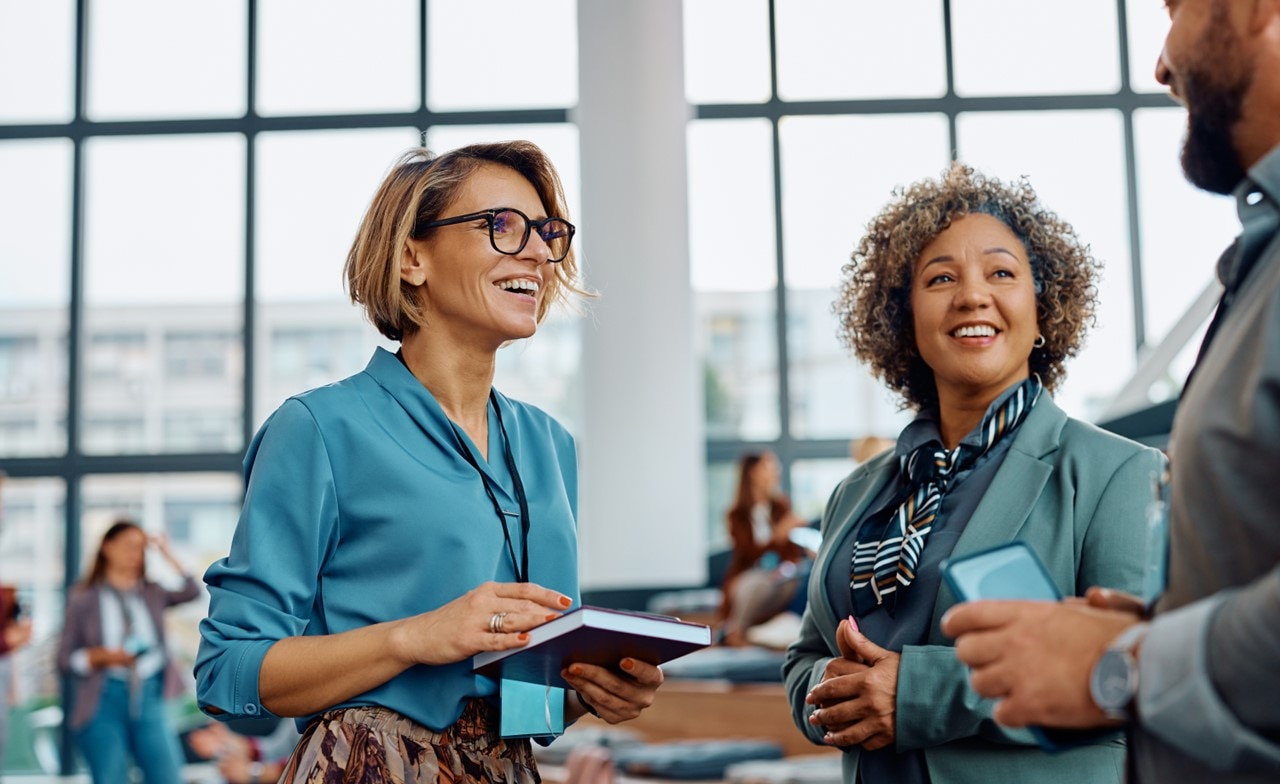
499,679,564,739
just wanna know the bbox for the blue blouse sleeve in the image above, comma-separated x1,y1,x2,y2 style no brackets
194,399,341,720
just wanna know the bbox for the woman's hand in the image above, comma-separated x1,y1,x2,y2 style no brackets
3,618,32,651
88,646,137,669
561,657,665,724
805,619,901,751
773,512,808,546
188,722,248,761
148,533,189,576
393,581,572,667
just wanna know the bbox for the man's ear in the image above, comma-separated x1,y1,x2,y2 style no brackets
401,239,428,287
1250,0,1280,35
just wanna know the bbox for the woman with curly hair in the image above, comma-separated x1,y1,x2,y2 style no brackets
783,163,1163,784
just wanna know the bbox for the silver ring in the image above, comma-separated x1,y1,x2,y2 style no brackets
489,612,507,634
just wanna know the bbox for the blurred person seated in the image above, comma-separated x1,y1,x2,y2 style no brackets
718,451,810,647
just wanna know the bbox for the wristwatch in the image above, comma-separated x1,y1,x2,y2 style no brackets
1089,622,1148,721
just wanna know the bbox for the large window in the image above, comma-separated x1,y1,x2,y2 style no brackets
684,0,1237,543
0,2,1246,773
0,0,579,775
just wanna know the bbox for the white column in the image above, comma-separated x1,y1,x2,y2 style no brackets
574,0,705,589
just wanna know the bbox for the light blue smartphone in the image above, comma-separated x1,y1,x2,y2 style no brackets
942,541,1061,603
941,542,1072,753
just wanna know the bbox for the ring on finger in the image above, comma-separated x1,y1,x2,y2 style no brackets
489,612,508,634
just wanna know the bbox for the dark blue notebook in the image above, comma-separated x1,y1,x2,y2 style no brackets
473,605,712,689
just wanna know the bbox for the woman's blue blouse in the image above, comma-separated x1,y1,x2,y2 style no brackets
194,347,580,731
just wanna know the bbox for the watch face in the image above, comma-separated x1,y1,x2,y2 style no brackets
1092,650,1134,711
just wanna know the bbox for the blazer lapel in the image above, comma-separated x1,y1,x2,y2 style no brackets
809,454,898,653
926,396,1068,639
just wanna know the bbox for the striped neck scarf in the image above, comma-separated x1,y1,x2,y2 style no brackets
850,375,1043,617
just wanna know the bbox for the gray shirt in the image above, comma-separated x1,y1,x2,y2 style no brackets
827,385,1023,784
1132,143,1280,781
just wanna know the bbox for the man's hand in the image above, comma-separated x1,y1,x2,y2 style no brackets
941,600,1140,729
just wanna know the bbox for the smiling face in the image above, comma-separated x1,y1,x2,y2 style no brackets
910,213,1039,407
402,163,554,348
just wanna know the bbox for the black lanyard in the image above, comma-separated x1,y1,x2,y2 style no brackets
449,390,532,584
395,351,531,582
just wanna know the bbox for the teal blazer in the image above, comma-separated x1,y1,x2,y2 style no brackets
783,396,1165,784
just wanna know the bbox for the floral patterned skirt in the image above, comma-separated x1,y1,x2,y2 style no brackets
278,700,541,784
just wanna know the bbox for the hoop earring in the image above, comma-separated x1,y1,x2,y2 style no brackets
1033,334,1046,349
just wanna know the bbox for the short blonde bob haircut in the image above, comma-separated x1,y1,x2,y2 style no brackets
835,162,1100,411
345,140,586,341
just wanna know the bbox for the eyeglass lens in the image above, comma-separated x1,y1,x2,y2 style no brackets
491,209,573,261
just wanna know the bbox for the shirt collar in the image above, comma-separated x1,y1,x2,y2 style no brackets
1220,144,1280,290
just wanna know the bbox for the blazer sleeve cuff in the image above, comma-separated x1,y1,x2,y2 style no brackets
1139,593,1280,771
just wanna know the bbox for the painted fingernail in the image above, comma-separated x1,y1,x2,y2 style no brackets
570,665,583,676
559,596,572,607
545,614,559,622
847,615,859,633
620,658,635,671
517,633,528,642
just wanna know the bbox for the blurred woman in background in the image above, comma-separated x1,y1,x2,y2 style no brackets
719,451,810,647
58,520,200,784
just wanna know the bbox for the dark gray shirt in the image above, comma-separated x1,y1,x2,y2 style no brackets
826,383,1026,784
1132,144,1280,781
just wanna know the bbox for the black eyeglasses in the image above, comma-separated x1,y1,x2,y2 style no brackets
420,207,576,263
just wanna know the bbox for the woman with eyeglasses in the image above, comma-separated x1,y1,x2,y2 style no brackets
782,164,1164,784
195,141,664,783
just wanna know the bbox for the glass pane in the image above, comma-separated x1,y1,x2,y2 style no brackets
776,0,945,100
255,128,416,425
704,460,736,553
0,476,65,774
0,140,71,457
791,458,857,523
427,0,577,111
80,473,240,732
699,290,780,440
1128,0,1171,93
780,114,948,439
781,115,951,289
688,119,779,440
83,135,245,455
257,0,418,116
494,311,583,433
87,0,246,120
957,110,1133,422
683,0,771,104
786,286,915,440
0,0,74,123
1133,108,1238,346
953,0,1120,96
688,119,776,292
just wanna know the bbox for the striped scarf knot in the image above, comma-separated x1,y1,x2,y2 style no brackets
850,376,1043,617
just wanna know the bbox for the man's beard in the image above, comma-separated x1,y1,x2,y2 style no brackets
1180,66,1250,195
1178,8,1253,195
